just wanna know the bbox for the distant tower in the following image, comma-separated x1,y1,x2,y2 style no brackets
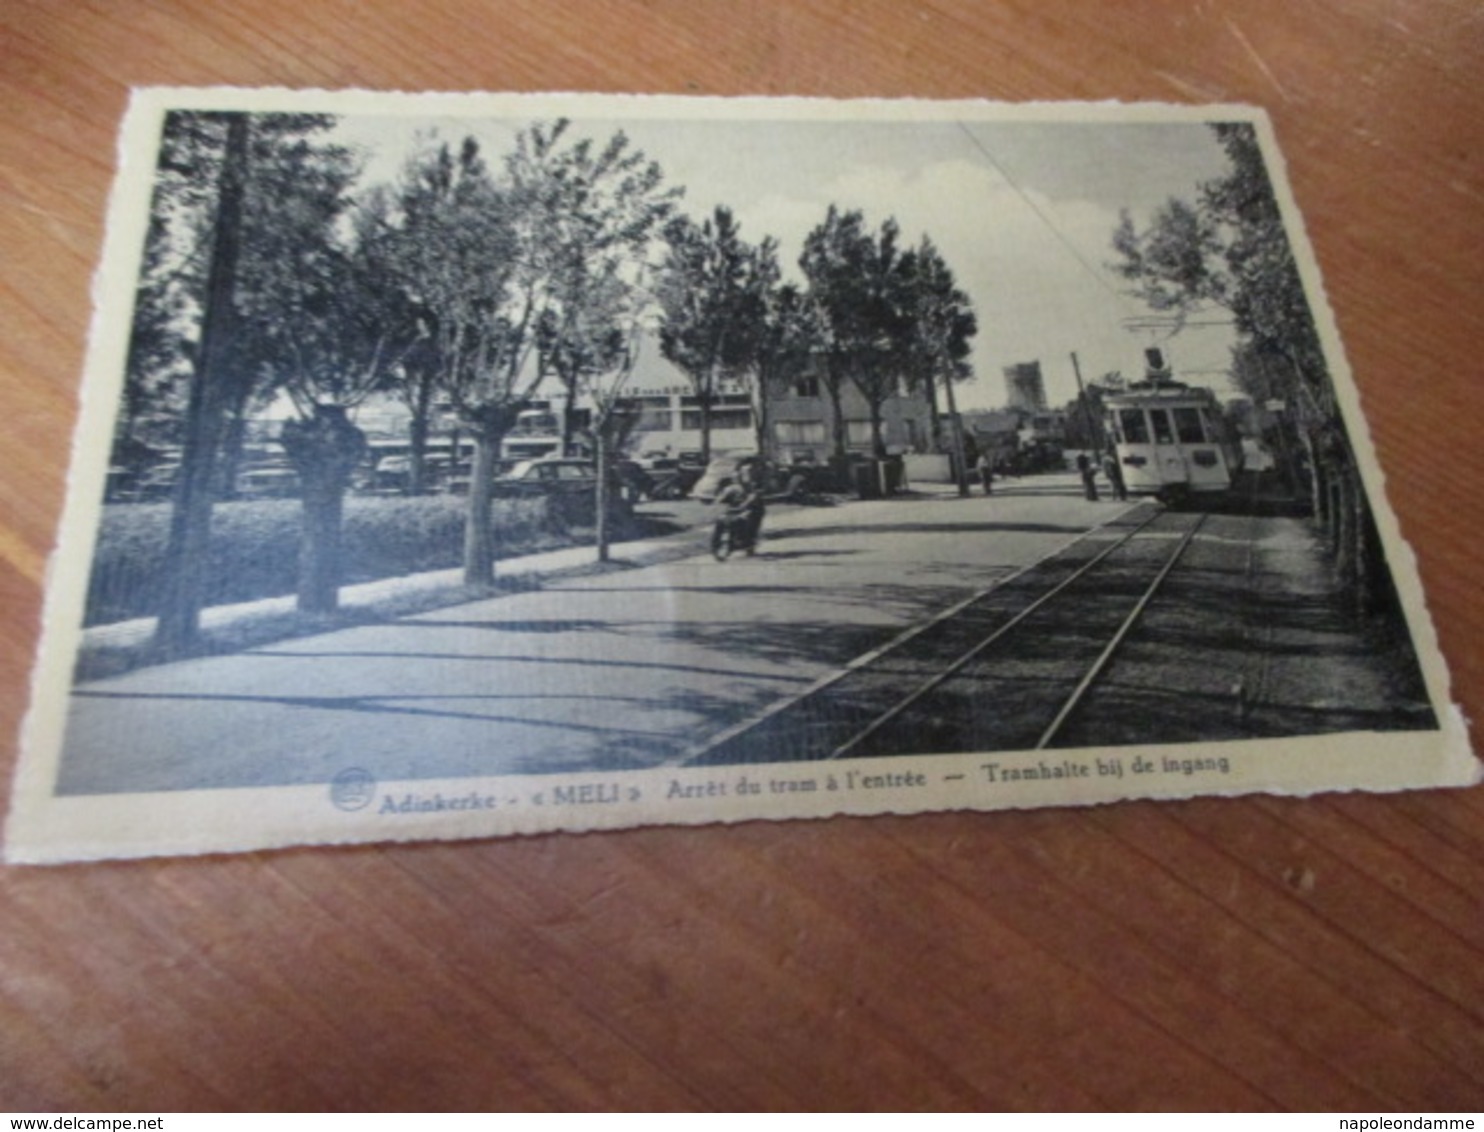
1003,361,1047,413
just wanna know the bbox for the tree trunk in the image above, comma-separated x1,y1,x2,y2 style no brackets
281,405,367,615
752,377,772,461
595,428,611,563
826,373,847,462
1357,490,1384,614
560,374,580,457
1296,425,1322,521
155,113,250,657
462,403,519,586
923,373,943,451
407,409,429,496
698,387,714,465
868,398,886,459
464,423,500,586
215,400,248,501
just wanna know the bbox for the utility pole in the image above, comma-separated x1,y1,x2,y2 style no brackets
942,372,970,497
1070,351,1098,455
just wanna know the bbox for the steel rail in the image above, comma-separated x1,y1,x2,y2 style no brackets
1033,514,1206,750
680,502,1159,767
827,507,1170,761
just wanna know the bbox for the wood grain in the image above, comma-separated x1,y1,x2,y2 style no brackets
1,0,1480,1111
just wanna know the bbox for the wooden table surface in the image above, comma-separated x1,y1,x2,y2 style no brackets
2,1,1481,1112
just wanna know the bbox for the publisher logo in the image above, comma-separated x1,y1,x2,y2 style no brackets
329,767,376,812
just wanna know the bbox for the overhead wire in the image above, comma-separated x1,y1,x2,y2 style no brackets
955,121,1141,318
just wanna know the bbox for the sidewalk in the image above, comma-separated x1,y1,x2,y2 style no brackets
80,477,996,654
81,524,711,653
60,477,1118,793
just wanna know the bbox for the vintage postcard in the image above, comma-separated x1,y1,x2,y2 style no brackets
6,89,1476,863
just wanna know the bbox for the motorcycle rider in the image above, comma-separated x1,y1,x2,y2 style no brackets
715,461,766,555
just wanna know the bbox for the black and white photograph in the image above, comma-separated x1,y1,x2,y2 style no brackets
7,90,1475,862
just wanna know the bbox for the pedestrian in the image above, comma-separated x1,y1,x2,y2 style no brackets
1101,448,1127,501
1076,451,1099,501
976,452,994,496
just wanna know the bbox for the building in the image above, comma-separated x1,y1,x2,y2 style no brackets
620,345,756,457
332,337,937,471
769,369,934,464
1003,361,1048,413
547,342,935,464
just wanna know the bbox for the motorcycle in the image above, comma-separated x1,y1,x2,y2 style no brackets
711,507,758,560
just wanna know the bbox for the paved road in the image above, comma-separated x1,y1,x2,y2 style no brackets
58,475,1126,794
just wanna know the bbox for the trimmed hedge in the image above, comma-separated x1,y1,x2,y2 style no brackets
84,494,554,627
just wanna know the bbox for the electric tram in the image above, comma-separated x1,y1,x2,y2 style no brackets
1104,350,1244,501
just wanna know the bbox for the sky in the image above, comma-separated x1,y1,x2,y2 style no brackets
332,108,1243,412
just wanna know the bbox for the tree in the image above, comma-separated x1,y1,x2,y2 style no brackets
798,206,867,466
562,269,649,562
135,111,372,649
351,185,445,495
369,124,676,585
901,237,978,493
1112,124,1333,433
746,273,816,462
512,120,680,454
371,135,531,585
152,112,253,655
800,207,913,460
205,114,415,617
656,206,759,465
1112,123,1380,605
256,240,422,613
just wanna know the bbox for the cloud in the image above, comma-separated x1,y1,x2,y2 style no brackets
334,113,1236,410
709,157,1218,408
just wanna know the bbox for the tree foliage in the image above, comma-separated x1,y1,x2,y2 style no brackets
656,206,766,463
365,123,677,582
1111,123,1329,416
516,120,681,451
1111,124,1390,606
800,207,917,458
746,270,818,459
145,112,372,645
122,113,360,450
900,236,978,453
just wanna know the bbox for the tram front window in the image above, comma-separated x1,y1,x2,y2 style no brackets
1173,407,1206,444
1119,409,1150,444
1149,409,1175,445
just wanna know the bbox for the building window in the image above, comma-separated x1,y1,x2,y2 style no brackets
792,376,820,399
776,421,826,446
680,394,752,433
846,421,873,446
682,408,753,431
633,409,672,432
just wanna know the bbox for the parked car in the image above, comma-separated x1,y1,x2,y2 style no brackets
618,450,706,501
368,453,463,494
135,461,182,502
490,458,629,513
235,467,300,499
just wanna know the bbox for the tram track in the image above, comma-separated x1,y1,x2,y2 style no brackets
684,504,1208,766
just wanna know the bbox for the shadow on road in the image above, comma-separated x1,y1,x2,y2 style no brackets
248,648,814,686
763,521,1088,541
